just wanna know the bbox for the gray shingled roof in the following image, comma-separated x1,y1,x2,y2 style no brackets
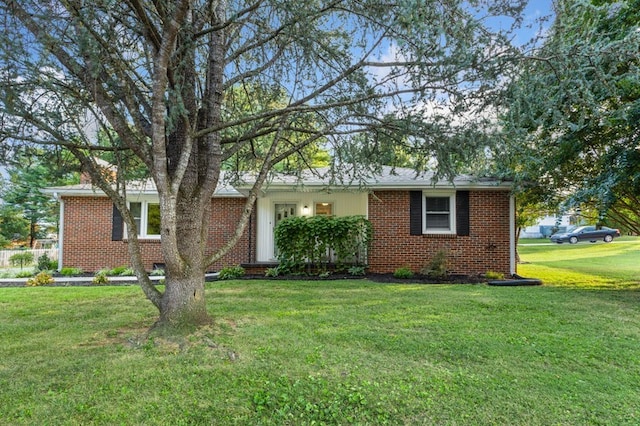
235,166,510,191
44,166,510,197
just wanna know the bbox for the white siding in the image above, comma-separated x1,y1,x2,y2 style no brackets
256,191,368,262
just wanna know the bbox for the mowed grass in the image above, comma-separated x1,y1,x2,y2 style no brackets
1,276,640,424
518,237,640,289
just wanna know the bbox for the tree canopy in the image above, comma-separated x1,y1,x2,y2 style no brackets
0,0,529,328
496,0,640,232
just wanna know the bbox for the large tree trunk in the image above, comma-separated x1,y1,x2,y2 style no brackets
159,270,210,328
155,186,213,329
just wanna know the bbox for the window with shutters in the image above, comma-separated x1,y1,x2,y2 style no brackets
128,201,161,239
423,192,456,234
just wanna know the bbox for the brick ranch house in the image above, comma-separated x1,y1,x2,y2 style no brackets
44,166,517,277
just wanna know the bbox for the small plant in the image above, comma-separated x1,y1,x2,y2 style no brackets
218,265,245,280
421,250,448,279
36,254,54,271
264,267,280,278
107,265,130,276
484,271,505,280
150,268,165,276
9,251,34,270
348,265,366,276
318,271,331,279
393,266,414,279
16,270,34,278
92,272,110,285
26,271,55,287
60,267,83,276
119,268,135,276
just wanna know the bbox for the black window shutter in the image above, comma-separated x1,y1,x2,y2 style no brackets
456,191,470,236
409,191,423,235
112,204,124,241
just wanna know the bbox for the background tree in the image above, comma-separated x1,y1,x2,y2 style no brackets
0,204,29,247
496,0,640,233
0,153,77,247
0,0,528,330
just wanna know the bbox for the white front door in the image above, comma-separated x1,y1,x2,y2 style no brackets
273,203,297,257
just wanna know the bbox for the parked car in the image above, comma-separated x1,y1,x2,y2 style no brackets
550,226,621,244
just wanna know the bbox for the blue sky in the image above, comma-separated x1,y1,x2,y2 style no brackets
517,0,555,45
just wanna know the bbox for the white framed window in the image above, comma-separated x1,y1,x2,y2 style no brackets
423,192,456,234
314,202,333,216
128,201,161,239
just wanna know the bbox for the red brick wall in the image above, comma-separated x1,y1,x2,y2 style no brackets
367,190,512,276
61,196,255,272
62,190,511,276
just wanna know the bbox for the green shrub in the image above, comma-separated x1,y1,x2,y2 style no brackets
348,265,366,276
484,271,505,280
150,268,165,276
60,267,83,276
9,252,34,269
92,273,110,285
107,265,130,276
393,266,414,279
218,265,245,280
26,271,54,287
421,250,448,279
36,254,54,271
265,267,280,278
274,215,372,275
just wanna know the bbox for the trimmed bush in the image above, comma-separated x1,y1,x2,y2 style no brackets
274,215,372,274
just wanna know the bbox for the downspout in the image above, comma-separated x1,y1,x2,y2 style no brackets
509,194,516,277
248,207,253,263
54,193,64,272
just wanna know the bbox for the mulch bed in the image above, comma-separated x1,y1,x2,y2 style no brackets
242,273,488,284
1,273,521,288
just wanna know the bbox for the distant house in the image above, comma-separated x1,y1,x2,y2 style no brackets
44,166,516,276
520,214,573,238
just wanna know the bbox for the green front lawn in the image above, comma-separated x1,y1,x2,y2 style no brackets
1,278,639,424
